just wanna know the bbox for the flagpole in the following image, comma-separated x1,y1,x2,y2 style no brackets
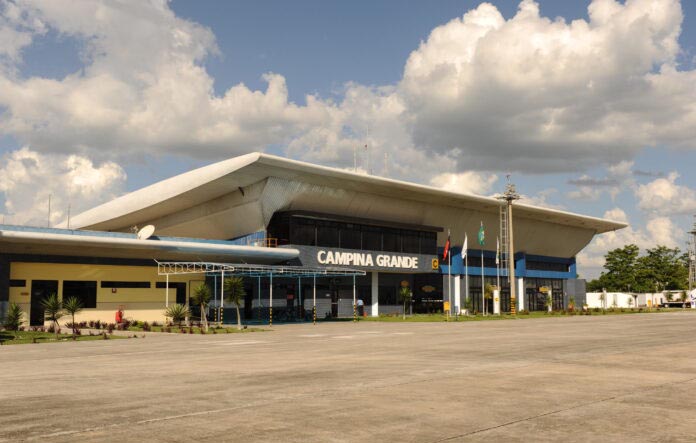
465,234,469,315
478,220,486,315
448,247,452,319
481,246,485,315
496,236,500,301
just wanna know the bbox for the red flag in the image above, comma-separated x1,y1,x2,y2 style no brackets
442,231,451,261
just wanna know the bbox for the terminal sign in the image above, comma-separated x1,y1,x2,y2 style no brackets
317,250,419,269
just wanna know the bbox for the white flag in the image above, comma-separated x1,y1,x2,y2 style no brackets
496,236,500,265
462,233,468,260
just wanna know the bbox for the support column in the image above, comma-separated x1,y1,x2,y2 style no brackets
371,272,379,317
453,275,461,315
0,256,9,322
517,278,525,311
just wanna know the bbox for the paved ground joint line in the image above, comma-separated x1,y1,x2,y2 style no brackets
429,376,696,442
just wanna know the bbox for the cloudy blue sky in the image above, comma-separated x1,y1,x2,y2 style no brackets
1,0,696,277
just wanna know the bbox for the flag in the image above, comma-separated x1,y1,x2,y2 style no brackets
442,229,451,261
496,237,500,265
462,233,468,261
477,222,485,246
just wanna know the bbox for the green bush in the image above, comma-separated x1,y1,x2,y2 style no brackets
3,303,24,331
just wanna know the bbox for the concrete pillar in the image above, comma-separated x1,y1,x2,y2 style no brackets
517,278,525,311
454,275,461,315
493,289,501,315
371,272,379,317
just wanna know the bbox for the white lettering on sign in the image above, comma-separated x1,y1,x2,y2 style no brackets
317,250,418,269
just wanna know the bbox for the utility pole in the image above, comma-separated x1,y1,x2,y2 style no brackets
497,179,520,313
689,217,696,293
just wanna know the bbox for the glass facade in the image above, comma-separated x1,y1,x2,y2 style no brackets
525,278,564,311
267,212,439,255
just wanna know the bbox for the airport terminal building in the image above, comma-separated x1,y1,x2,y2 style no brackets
0,153,625,324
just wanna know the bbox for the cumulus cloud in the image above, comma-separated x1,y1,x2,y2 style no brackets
0,147,126,226
430,171,498,195
577,208,684,278
1,0,695,175
399,0,696,172
0,0,327,160
635,171,696,214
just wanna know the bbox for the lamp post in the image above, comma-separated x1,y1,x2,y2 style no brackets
496,179,520,313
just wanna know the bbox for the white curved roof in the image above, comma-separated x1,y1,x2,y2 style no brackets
68,152,625,235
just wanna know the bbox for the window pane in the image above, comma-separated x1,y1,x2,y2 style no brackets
362,226,382,251
340,224,361,250
402,230,420,254
63,281,97,309
382,228,400,252
316,221,339,247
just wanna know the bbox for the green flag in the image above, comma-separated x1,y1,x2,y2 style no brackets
477,222,485,246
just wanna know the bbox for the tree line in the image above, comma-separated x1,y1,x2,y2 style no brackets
586,244,689,293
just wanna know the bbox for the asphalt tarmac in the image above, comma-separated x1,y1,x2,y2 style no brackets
1,312,695,442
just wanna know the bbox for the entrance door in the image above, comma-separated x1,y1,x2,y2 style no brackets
30,280,58,326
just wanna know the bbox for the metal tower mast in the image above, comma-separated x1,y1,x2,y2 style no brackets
496,177,520,313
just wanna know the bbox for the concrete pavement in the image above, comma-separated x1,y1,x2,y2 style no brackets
1,312,695,442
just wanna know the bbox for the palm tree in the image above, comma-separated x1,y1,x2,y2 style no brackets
191,283,211,331
41,293,64,336
398,286,412,320
63,296,83,337
3,302,24,331
224,277,246,330
164,304,190,327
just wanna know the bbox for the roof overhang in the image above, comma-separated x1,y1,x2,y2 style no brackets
66,152,627,235
0,226,298,264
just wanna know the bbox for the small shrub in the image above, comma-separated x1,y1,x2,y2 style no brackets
3,302,24,331
95,320,102,329
142,322,151,332
164,326,171,333
88,320,95,328
102,332,108,340
179,327,186,334
188,327,194,334
199,328,206,334
152,321,159,327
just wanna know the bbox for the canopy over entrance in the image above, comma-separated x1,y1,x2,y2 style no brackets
156,261,366,325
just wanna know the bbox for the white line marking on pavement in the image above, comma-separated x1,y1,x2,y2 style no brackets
356,331,381,334
392,332,414,335
332,335,354,339
298,334,326,338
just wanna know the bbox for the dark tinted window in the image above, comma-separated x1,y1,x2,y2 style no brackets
362,226,382,251
340,224,361,250
63,281,97,308
10,279,26,287
316,221,339,247
526,261,569,272
101,281,151,288
293,219,316,246
421,232,437,255
382,228,400,252
402,230,420,254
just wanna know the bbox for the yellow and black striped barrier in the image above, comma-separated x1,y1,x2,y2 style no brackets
269,307,273,327
312,306,316,325
353,304,357,322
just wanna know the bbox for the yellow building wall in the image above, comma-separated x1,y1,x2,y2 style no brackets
9,262,205,325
